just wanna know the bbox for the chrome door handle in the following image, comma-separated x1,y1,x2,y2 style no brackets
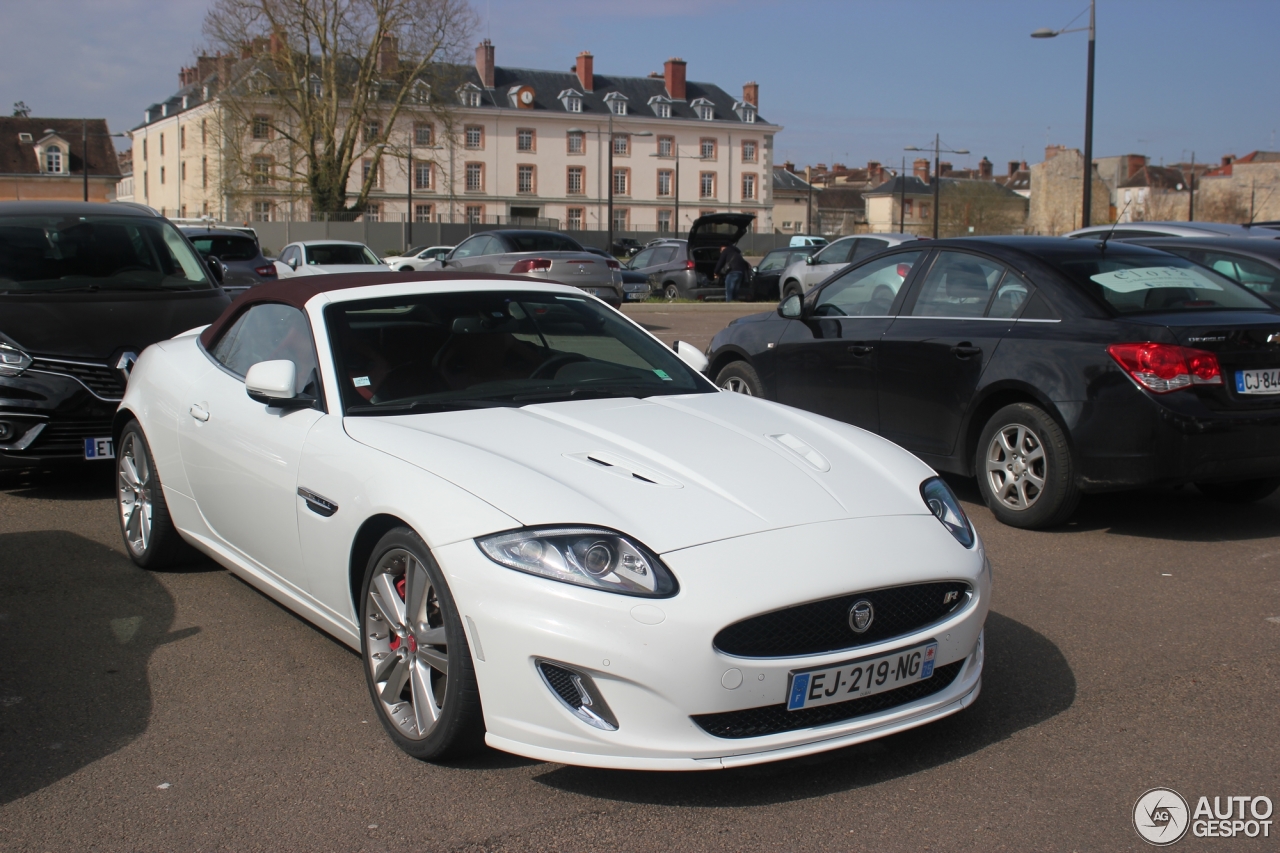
951,345,982,359
189,404,210,422
846,344,874,356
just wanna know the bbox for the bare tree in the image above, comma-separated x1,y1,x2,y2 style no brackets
203,0,476,216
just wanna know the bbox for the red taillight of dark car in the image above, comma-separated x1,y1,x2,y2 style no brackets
1107,342,1222,393
255,264,277,278
605,258,621,270
510,258,553,273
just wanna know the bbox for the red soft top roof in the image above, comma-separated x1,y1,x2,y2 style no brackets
198,270,539,349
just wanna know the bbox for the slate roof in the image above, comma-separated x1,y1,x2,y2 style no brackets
1119,165,1187,190
0,117,120,177
773,167,814,192
865,175,934,197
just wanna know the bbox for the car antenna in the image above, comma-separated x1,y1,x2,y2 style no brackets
1097,199,1132,252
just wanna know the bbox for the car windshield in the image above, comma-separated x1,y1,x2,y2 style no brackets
327,290,712,414
188,234,260,261
307,244,381,265
505,233,584,253
0,213,213,293
1056,252,1271,313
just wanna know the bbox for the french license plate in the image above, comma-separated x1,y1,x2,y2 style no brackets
786,641,938,711
626,291,646,301
1236,368,1280,395
84,437,115,460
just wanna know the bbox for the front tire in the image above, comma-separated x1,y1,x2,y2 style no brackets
975,403,1080,529
1195,478,1280,503
116,421,195,569
398,265,414,272
360,527,485,761
782,280,802,300
716,361,763,396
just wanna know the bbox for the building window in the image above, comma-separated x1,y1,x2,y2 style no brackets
159,133,165,156
657,170,673,197
610,100,627,116
142,139,147,160
697,104,714,121
700,138,716,159
612,207,629,231
567,131,584,155
742,140,757,162
699,209,716,218
202,202,209,216
920,202,930,220
308,74,323,98
252,201,273,221
517,128,535,152
465,125,483,149
465,204,483,223
362,158,381,188
252,157,273,185
655,102,671,119
742,107,756,123
657,136,673,158
414,122,433,146
565,96,582,113
903,199,914,217
612,167,629,196
461,89,481,108
44,145,62,173
181,161,187,181
566,207,584,230
700,171,715,198
364,203,381,222
180,126,186,149
180,204,187,218
201,156,207,188
465,162,483,191
517,164,535,193
657,209,672,232
415,203,433,223
160,166,166,184
612,134,629,156
409,81,430,104
364,120,381,143
251,116,270,140
201,119,207,145
567,166,584,194
741,173,756,200
415,162,432,190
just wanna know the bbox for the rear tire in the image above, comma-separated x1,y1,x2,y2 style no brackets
716,361,763,396
116,421,196,569
663,282,679,301
1195,478,1280,503
975,403,1080,529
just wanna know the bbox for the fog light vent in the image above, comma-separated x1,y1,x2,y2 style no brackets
535,660,618,731
0,421,12,441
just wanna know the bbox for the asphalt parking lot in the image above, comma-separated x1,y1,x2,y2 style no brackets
1,304,1277,852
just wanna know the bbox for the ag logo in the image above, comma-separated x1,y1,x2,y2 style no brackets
1134,787,1190,846
847,600,874,634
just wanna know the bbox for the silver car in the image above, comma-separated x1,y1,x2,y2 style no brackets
428,230,623,307
1064,221,1270,240
778,233,922,298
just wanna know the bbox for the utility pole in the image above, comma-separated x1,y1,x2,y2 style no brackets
1033,0,1096,226
1187,151,1195,222
82,119,89,202
407,146,413,249
906,135,968,239
898,156,906,233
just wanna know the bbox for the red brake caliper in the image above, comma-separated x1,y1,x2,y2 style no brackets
388,575,416,652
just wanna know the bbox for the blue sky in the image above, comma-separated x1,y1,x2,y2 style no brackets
3,0,1276,171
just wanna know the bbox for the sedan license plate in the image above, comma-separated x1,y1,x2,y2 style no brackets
786,641,937,711
626,291,646,301
1236,368,1280,395
84,437,115,460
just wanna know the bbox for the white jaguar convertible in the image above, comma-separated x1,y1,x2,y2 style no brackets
114,271,990,770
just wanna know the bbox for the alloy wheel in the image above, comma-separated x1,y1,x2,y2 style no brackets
984,423,1047,510
117,433,153,556
365,548,450,740
720,376,754,395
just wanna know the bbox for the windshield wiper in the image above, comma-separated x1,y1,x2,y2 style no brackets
510,384,669,404
346,398,517,415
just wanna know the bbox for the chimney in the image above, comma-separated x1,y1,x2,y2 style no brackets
1020,160,1028,171
664,57,686,101
1045,144,1068,161
475,39,495,88
268,30,285,55
575,51,594,92
913,158,930,183
1221,154,1234,167
742,81,758,107
978,157,993,179
867,161,882,184
783,160,796,173
196,55,218,84
939,161,953,177
378,34,399,75
1008,160,1020,177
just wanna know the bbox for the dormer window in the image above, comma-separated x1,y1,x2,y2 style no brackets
604,92,628,116
308,75,322,98
409,80,430,104
691,98,715,121
182,95,190,110
732,100,756,123
202,85,210,100
648,95,673,119
459,83,482,107
557,88,583,113
18,133,32,143
161,104,169,117
45,145,62,174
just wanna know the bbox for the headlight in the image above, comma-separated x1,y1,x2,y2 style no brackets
477,527,678,597
920,477,975,548
0,342,32,377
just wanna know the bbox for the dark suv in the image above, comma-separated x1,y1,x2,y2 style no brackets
180,226,277,296
625,213,756,300
0,202,230,469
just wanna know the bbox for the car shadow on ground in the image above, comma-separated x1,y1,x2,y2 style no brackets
532,611,1071,806
0,531,200,804
0,463,117,501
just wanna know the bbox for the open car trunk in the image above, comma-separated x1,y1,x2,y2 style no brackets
687,213,756,284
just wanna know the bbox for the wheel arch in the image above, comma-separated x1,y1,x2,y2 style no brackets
348,513,412,617
112,407,138,446
961,382,1073,478
707,346,753,381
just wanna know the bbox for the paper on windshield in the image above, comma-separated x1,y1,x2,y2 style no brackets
1090,265,1223,293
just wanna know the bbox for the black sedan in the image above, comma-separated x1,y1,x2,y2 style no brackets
707,237,1280,529
749,245,821,302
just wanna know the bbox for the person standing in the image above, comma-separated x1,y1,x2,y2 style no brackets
713,242,751,302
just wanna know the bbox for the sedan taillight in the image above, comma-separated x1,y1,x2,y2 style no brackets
255,264,278,277
511,258,553,273
1107,342,1222,393
605,258,621,270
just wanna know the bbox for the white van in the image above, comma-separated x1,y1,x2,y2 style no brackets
789,235,828,247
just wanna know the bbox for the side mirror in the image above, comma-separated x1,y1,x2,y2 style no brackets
805,255,816,265
206,255,224,283
673,340,709,374
245,360,301,406
752,266,759,274
287,256,300,270
779,294,804,319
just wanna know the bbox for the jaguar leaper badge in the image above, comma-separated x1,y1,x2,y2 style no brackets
848,599,874,634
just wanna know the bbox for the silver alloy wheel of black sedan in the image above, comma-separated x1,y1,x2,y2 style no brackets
984,423,1046,510
364,547,450,740
721,376,754,394
117,431,154,557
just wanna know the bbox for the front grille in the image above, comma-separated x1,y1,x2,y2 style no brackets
714,581,971,658
33,417,116,454
30,358,126,400
692,661,964,739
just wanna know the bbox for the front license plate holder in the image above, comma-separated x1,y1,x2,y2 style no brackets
786,640,938,711
84,437,115,460
1235,368,1280,395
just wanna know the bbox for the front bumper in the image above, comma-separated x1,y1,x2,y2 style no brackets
0,366,121,469
440,515,990,770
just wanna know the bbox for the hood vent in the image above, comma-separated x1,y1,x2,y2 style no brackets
567,451,683,488
769,433,831,472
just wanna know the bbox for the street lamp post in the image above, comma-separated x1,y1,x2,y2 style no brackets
574,119,650,251
650,144,686,235
905,135,969,238
1033,0,1096,227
